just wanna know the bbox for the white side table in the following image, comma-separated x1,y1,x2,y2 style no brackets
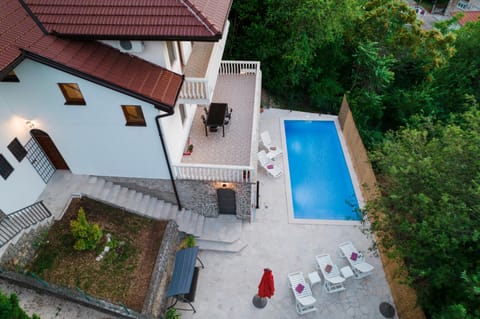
340,266,354,279
308,271,322,287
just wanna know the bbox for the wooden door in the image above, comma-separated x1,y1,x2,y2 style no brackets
30,129,69,170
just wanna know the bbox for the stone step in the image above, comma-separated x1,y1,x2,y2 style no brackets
137,195,151,213
105,185,121,203
99,182,114,201
144,197,159,216
197,238,247,253
89,179,106,197
197,215,243,244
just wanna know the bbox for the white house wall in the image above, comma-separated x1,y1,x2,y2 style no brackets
0,59,183,211
0,94,46,213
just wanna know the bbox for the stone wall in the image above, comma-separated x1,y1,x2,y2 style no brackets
338,96,426,319
142,220,180,317
0,222,52,269
102,176,253,220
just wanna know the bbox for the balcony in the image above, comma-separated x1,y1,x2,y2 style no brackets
173,61,262,183
177,22,229,104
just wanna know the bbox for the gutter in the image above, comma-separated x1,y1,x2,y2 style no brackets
155,111,182,211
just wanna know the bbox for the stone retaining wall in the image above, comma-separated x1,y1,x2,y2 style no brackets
338,96,426,319
0,222,52,269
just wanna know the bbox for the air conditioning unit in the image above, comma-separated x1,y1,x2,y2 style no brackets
118,40,144,53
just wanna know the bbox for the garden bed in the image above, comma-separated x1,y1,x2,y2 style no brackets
27,197,167,311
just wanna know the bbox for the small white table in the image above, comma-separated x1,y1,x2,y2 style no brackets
340,266,354,279
308,271,322,287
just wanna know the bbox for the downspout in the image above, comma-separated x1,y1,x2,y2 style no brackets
155,112,182,211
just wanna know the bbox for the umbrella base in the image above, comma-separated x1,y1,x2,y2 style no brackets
252,295,268,308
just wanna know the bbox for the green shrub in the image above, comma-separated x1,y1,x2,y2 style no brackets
179,235,196,250
165,307,181,319
70,208,103,251
0,291,40,319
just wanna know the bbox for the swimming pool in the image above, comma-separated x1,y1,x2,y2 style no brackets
283,119,360,221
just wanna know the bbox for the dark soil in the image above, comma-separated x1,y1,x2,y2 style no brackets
28,197,167,311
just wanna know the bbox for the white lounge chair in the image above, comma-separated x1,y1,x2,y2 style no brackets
260,131,283,159
257,150,283,177
338,241,374,279
315,254,346,293
287,271,317,315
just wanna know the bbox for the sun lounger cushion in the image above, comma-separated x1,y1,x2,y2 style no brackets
267,164,274,169
325,264,332,273
350,252,358,261
295,283,304,293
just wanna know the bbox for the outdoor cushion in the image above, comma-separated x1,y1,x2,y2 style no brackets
325,264,332,273
267,164,274,169
295,283,304,293
350,252,358,261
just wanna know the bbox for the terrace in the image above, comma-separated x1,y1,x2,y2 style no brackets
173,61,262,183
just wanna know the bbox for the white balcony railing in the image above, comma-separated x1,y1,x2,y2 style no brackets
174,163,255,183
179,78,209,102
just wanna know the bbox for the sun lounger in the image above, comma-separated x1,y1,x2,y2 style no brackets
260,131,283,159
338,241,374,279
315,254,346,293
287,271,317,315
257,150,283,178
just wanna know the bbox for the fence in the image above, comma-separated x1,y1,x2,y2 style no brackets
338,96,426,319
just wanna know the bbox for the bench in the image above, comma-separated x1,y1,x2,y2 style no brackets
166,247,204,313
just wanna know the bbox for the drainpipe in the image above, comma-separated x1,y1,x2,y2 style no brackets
155,113,182,210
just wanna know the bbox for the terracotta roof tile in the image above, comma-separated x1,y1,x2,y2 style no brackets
22,0,232,40
0,0,183,109
456,11,480,26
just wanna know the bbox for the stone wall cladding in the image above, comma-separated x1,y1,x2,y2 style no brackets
0,222,52,269
142,220,179,317
176,180,252,220
101,176,177,204
101,176,253,220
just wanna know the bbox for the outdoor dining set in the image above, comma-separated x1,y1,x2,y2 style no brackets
201,102,233,137
288,241,375,315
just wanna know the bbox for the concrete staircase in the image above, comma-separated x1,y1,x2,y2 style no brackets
78,176,205,237
196,215,247,253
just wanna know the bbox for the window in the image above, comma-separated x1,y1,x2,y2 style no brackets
7,138,27,162
166,41,177,65
58,83,86,105
0,155,14,180
1,70,19,82
121,105,146,126
179,104,187,126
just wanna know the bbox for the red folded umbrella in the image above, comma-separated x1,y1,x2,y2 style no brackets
258,268,275,298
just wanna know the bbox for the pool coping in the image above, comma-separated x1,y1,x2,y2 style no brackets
280,114,365,226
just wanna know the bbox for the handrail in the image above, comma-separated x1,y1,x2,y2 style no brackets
173,163,255,183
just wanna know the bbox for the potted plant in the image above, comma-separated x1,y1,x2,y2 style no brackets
183,144,194,156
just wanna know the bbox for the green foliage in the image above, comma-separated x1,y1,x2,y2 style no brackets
370,108,480,317
165,307,181,319
70,208,103,251
0,291,40,319
179,235,196,250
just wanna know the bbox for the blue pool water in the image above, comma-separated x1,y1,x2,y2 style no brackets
284,120,360,220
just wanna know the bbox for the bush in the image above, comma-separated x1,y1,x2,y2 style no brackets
179,235,196,250
70,208,103,251
0,291,40,319
165,307,181,319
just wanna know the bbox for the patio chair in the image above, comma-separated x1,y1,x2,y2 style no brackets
257,151,283,178
315,254,346,293
201,115,207,136
338,241,374,279
260,131,283,159
287,271,317,315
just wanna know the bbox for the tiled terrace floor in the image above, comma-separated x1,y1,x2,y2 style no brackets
181,73,257,166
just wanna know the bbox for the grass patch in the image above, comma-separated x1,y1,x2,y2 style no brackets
27,197,167,311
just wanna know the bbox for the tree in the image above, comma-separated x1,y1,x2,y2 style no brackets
0,291,40,319
369,106,480,317
70,208,103,251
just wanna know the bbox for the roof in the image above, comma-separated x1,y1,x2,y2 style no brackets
0,0,183,110
22,0,233,40
456,11,480,26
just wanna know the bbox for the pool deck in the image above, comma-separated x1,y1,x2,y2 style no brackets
180,108,397,319
3,108,397,319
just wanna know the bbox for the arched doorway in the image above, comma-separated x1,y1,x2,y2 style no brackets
30,129,69,170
